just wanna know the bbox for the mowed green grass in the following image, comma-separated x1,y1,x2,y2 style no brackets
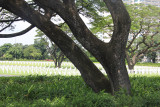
136,62,160,67
0,75,160,107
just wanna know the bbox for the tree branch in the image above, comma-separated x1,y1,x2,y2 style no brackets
103,0,131,45
34,0,108,63
0,25,35,38
0,16,20,32
0,21,14,32
127,22,143,49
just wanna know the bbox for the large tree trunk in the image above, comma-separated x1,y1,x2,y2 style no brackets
33,0,131,94
1,0,131,95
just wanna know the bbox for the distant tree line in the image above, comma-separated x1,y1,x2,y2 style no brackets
0,42,46,60
0,36,63,61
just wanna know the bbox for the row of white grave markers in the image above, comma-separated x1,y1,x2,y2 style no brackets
0,65,160,76
0,61,160,75
127,66,160,75
0,61,75,68
0,65,81,76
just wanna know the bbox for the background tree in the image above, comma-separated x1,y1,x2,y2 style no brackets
4,43,23,60
125,4,160,69
147,52,157,63
35,30,66,68
90,4,160,70
3,52,13,60
34,37,48,60
0,0,131,95
0,43,12,59
23,45,42,60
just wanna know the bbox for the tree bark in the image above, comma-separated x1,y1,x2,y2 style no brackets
33,0,131,94
0,0,131,94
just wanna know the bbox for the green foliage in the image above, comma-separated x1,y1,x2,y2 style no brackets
23,45,42,60
0,75,160,106
34,37,48,59
0,43,12,59
6,43,23,59
3,53,13,60
126,4,160,52
126,4,160,32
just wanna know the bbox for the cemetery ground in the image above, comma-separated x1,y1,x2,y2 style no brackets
0,61,160,106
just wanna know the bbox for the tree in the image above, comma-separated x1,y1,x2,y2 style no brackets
3,53,13,60
34,37,48,60
147,52,157,63
90,4,160,70
5,43,23,59
0,0,131,95
125,4,160,69
23,45,42,60
35,30,66,68
48,42,66,68
0,43,12,59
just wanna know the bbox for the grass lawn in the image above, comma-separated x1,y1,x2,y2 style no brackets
136,62,160,67
0,75,160,107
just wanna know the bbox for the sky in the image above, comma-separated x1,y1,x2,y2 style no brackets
0,14,92,46
0,21,37,46
0,14,107,46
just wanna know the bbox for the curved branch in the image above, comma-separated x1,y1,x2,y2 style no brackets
0,25,35,38
103,0,131,47
34,0,106,60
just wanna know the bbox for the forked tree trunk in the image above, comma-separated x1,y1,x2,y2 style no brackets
54,55,64,68
57,54,65,68
1,0,131,95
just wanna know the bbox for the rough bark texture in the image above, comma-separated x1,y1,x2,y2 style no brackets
102,0,131,94
33,0,131,94
0,0,131,94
